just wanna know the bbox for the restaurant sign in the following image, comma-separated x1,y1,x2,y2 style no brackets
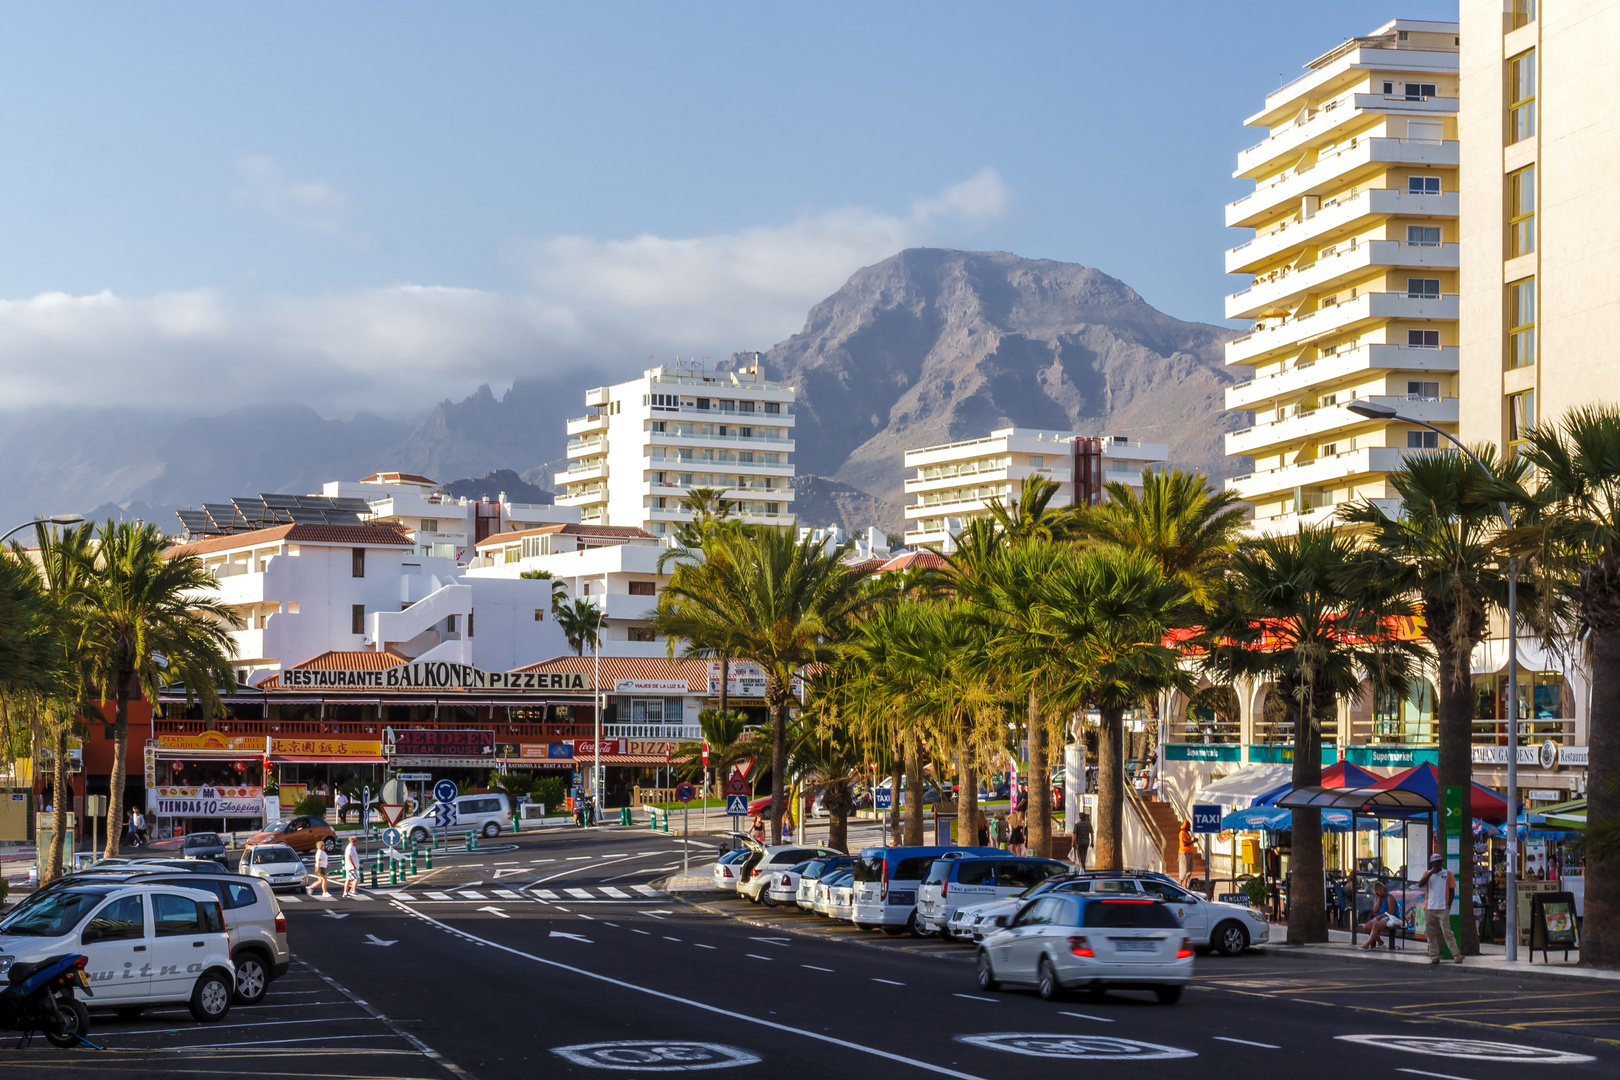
268,737,383,760
281,661,591,691
156,733,264,753
386,728,495,758
153,785,265,818
1470,744,1589,767
521,743,575,759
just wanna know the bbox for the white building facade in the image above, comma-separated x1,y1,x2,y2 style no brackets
903,428,1169,548
322,471,577,564
558,361,797,536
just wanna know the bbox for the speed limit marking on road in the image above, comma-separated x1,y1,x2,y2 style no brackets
1336,1035,1595,1064
551,1041,761,1071
956,1033,1197,1060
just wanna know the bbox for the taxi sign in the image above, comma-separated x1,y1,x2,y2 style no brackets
1192,804,1223,834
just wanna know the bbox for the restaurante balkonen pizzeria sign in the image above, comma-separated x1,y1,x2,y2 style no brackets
280,661,590,691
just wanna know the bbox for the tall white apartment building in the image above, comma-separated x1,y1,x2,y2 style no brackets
903,428,1168,548
1223,19,1460,535
557,361,796,536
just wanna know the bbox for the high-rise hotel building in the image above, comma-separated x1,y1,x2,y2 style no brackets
558,361,797,535
1458,0,1620,454
1223,20,1461,534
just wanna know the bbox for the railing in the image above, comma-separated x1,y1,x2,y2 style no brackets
567,438,605,453
652,430,792,445
1229,138,1453,211
606,724,702,740
650,404,791,420
1472,718,1575,745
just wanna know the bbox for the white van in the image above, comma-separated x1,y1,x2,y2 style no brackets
0,882,236,1023
401,793,512,843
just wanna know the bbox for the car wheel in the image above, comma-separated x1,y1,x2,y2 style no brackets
762,892,777,907
411,827,430,843
1213,921,1250,956
233,952,270,1005
907,911,929,938
321,836,339,855
1154,984,1184,1005
482,821,500,838
189,969,234,1023
976,950,999,991
114,1006,144,1021
1037,957,1062,1002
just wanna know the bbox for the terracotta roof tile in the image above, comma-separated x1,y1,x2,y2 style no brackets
514,655,713,692
475,523,656,548
360,471,438,486
167,523,415,558
256,649,409,688
876,550,947,572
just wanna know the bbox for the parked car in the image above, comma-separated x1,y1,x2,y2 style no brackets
244,816,338,856
851,846,1000,935
239,844,310,894
0,882,237,1022
710,848,752,893
795,856,854,910
1131,874,1271,955
738,846,844,904
822,867,857,921
181,832,229,865
976,894,1193,1003
399,793,511,843
916,856,1068,936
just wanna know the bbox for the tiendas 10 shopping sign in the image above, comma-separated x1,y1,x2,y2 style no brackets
153,786,265,817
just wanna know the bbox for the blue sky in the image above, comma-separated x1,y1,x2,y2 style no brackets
0,1,1458,414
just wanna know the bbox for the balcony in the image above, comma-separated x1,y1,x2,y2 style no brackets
1226,445,1441,502
647,403,796,427
1226,138,1459,230
1226,344,1458,411
557,486,607,507
1236,93,1458,179
1227,241,1458,321
1247,44,1462,132
556,459,608,486
1249,498,1403,538
649,428,793,448
1225,292,1458,368
566,436,605,456
905,465,1071,494
1226,394,1458,457
604,723,702,741
1227,189,1458,276
566,413,609,437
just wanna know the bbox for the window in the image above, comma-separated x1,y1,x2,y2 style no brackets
1510,50,1536,143
629,581,656,596
738,451,753,464
1402,82,1437,99
763,453,779,465
152,893,202,936
1083,899,1181,929
1509,390,1537,457
1406,225,1441,247
1407,380,1441,399
1408,329,1441,349
420,519,438,533
738,400,755,413
763,401,780,414
352,604,365,636
695,398,709,410
1508,0,1536,30
1509,165,1536,257
1408,175,1441,195
1509,278,1536,368
351,547,365,578
1028,455,1044,468
468,610,474,637
766,503,780,515
738,427,752,438
83,896,145,943
534,608,545,622
1407,278,1441,298
650,392,679,410
1408,430,1440,449
628,627,658,642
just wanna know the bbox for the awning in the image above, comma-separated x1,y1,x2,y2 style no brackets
1222,806,1292,831
1279,786,1435,812
1372,763,1507,820
1194,765,1294,809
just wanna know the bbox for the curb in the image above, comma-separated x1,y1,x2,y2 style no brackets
1256,942,1620,988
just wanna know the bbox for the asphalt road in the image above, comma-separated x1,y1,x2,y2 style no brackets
1,823,1615,1078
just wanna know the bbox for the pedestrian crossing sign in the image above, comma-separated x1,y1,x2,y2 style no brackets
725,794,749,815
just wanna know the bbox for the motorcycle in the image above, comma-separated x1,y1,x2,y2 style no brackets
0,953,93,1048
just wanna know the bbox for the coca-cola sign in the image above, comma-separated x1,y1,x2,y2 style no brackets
572,739,626,756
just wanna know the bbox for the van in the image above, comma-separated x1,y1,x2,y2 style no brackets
401,793,512,842
916,855,1068,936
851,846,1000,935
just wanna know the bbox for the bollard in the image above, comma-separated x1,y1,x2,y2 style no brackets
425,847,433,870
663,810,670,834
390,863,398,886
512,813,520,834
464,831,473,852
370,865,378,890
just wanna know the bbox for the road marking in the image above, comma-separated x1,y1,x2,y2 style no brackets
281,896,301,903
495,889,523,899
364,934,398,947
954,994,997,1003
567,888,595,899
746,954,774,961
427,891,452,900
321,909,349,920
553,1041,761,1071
1398,1071,1477,1080
599,885,630,898
802,964,834,972
550,931,594,943
567,856,590,860
1336,1036,1593,1063
392,891,417,901
154,1032,404,1049
956,1034,1196,1060
873,978,904,986
534,889,560,899
1058,1012,1114,1023
494,860,519,865
695,943,717,949
632,929,651,935
664,936,682,942
749,936,791,947
458,890,488,900
476,906,510,919
1213,1037,1278,1048
531,858,555,863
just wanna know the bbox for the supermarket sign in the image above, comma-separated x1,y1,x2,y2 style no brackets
153,785,264,817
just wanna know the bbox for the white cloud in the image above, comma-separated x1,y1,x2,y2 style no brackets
0,169,1011,413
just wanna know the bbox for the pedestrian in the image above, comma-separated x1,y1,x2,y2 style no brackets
750,814,765,843
342,837,361,898
309,842,332,898
1179,819,1197,884
1360,881,1402,950
781,806,796,842
1072,810,1092,870
335,789,349,822
1419,854,1463,966
124,809,138,848
1009,813,1026,856
992,812,1008,849
133,808,148,847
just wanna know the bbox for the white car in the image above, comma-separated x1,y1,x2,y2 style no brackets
400,793,511,842
1131,875,1271,955
239,844,309,893
0,882,237,1023
977,893,1193,1003
766,861,815,905
917,856,1066,936
823,868,857,920
796,857,854,910
711,849,752,892
737,846,843,904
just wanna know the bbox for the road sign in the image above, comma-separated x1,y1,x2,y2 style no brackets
375,803,408,826
725,771,750,798
725,794,749,816
702,742,710,768
675,783,697,803
1191,804,1223,833
433,802,459,829
397,772,431,782
735,757,755,780
434,779,458,804
382,828,402,849
874,786,893,811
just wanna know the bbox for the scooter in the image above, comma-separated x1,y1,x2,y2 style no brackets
0,953,95,1048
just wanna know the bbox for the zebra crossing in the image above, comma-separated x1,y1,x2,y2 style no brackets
279,882,665,905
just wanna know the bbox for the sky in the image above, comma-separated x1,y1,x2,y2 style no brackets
0,1,1460,417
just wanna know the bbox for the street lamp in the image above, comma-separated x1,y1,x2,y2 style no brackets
1347,399,1522,960
0,515,84,545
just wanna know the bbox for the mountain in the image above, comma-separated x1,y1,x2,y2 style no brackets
734,248,1245,503
790,475,903,537
437,469,553,504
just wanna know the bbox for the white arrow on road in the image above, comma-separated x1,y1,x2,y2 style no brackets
322,909,350,920
549,931,593,943
476,906,510,919
364,934,398,946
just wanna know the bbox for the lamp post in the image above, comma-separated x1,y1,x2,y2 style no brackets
1347,399,1521,960
0,515,85,544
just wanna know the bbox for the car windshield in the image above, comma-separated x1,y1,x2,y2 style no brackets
185,833,221,846
0,889,108,936
853,855,886,883
262,820,290,833
1015,877,1065,900
825,869,853,885
248,846,299,864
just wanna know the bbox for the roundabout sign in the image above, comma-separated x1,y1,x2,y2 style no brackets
1336,1035,1594,1063
551,1041,761,1070
956,1033,1197,1060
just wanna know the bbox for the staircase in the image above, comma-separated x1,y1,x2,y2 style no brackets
1134,795,1204,880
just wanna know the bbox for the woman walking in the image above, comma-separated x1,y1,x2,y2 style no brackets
309,842,332,898
1009,813,1027,857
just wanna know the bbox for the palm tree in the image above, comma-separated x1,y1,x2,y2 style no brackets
1197,527,1423,944
650,527,867,843
1518,404,1620,969
519,569,568,619
554,597,606,656
78,521,240,858
787,706,864,853
672,708,760,800
1342,448,1529,957
983,475,1078,545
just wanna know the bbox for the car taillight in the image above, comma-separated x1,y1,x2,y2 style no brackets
1176,936,1193,959
940,878,948,898
881,859,889,902
1068,935,1093,958
275,914,287,934
780,875,792,887
722,866,733,878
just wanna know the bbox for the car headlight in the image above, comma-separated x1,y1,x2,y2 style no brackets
0,956,13,975
1247,910,1267,922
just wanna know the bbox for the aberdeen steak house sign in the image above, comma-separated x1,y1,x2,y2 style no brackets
281,661,591,692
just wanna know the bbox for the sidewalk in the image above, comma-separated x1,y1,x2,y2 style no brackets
1264,923,1619,983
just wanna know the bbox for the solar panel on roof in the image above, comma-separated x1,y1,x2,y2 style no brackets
296,496,337,510
175,510,218,535
286,508,330,523
202,503,246,531
329,497,374,514
324,511,365,525
259,494,301,509
231,497,274,524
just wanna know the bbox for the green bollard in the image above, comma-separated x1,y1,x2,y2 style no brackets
663,810,670,834
464,831,472,852
512,813,520,834
390,862,398,886
411,849,419,875
370,865,378,890
425,847,433,870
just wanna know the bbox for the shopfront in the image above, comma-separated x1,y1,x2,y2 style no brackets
145,732,272,838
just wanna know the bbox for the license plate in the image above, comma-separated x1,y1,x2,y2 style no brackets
1115,939,1157,952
